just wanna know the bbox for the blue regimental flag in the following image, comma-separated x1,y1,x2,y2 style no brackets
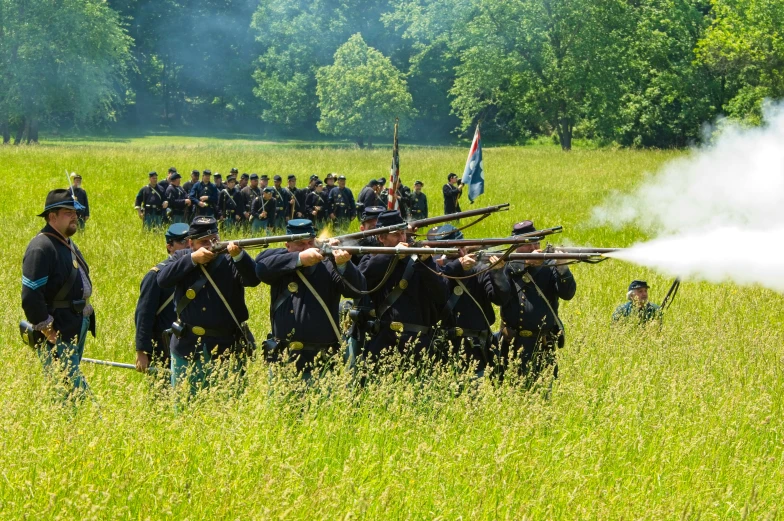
461,124,484,203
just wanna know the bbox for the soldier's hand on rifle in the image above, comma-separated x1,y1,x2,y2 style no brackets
488,255,505,270
526,250,544,267
244,211,250,219
300,248,324,267
185,199,192,206
191,247,216,265
200,195,209,201
227,242,242,257
235,214,241,221
311,210,317,216
136,351,150,373
459,253,477,270
199,201,206,207
261,211,267,219
332,248,351,265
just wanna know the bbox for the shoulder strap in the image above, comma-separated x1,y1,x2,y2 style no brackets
54,247,79,302
378,257,417,319
296,270,342,341
455,279,493,330
525,272,565,332
174,256,224,316
199,263,250,344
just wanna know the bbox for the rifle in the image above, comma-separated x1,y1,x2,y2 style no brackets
504,252,609,262
407,203,510,232
325,222,410,243
320,245,459,256
551,246,621,254
660,277,681,311
212,232,314,253
416,236,544,248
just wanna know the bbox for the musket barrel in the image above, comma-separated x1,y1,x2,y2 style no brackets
408,203,510,230
417,236,544,247
326,222,409,243
553,247,622,254
506,252,606,261
326,245,460,255
213,232,314,251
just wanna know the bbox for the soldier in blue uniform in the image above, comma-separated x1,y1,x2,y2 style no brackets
213,173,224,192
409,181,428,219
612,280,662,323
271,175,288,232
329,175,356,232
135,172,168,228
429,225,510,374
357,179,382,216
183,170,199,195
189,170,218,217
306,180,330,228
218,175,245,233
443,173,463,215
324,173,337,196
255,219,364,377
250,187,276,234
497,221,576,379
68,173,90,230
241,173,261,226
156,217,260,393
238,172,249,190
358,210,447,361
165,172,192,224
21,189,95,398
134,223,190,375
287,175,307,219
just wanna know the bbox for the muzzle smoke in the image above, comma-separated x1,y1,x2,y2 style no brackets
593,102,784,292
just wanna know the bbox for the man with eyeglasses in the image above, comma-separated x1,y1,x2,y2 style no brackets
134,223,191,375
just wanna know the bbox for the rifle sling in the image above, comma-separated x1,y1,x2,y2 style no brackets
378,257,416,319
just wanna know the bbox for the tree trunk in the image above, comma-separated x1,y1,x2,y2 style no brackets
28,117,38,143
14,117,26,145
367,136,373,149
559,117,572,151
356,136,364,148
1,119,9,144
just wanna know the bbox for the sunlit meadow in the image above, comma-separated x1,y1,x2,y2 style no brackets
1,137,782,520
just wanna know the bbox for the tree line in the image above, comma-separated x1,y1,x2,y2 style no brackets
0,0,781,149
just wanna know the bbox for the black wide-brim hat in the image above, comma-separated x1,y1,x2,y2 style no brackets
38,189,86,217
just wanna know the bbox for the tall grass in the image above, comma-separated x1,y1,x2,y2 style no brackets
0,141,781,520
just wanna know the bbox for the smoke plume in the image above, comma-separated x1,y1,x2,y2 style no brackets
593,102,784,292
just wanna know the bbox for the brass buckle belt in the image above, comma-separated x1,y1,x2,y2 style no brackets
387,322,430,335
285,341,335,352
184,323,237,338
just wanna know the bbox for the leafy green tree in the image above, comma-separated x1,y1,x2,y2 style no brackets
0,0,132,143
696,0,784,124
316,34,414,147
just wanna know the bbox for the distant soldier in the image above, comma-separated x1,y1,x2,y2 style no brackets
358,210,447,360
255,219,364,378
182,170,200,222
443,173,463,215
612,280,662,324
497,221,576,379
306,180,330,227
157,216,260,392
271,175,288,231
287,175,307,219
165,172,192,224
68,173,90,229
218,175,245,232
329,174,356,232
429,225,510,375
250,187,276,234
134,223,190,374
189,170,218,218
241,173,261,223
21,189,95,398
157,166,177,195
378,177,389,207
324,173,337,195
258,174,269,191
213,173,224,192
238,172,249,190
135,171,168,228
357,179,382,215
409,180,428,219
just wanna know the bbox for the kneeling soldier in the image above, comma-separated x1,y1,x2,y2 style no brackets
134,223,190,375
21,189,95,399
430,225,510,375
157,217,261,393
255,219,364,378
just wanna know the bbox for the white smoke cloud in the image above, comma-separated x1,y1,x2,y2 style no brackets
593,102,784,292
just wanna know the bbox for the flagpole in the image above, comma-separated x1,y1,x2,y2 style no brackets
388,118,400,210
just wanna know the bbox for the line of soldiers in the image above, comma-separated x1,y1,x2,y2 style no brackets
135,168,430,234
22,188,584,400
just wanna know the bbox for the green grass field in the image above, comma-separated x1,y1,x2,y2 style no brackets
1,140,783,520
